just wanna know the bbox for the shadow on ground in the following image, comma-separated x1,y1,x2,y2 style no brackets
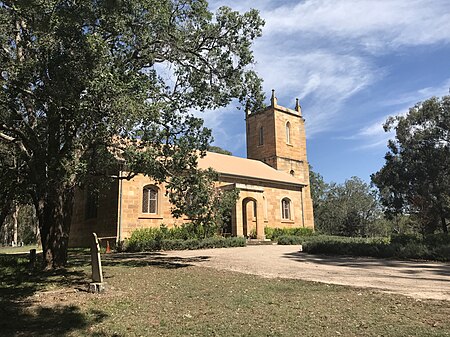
67,249,210,269
101,251,211,269
282,251,450,278
0,303,106,337
0,253,107,336
0,249,211,336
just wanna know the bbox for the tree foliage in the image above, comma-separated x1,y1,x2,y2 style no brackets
310,172,386,237
168,168,239,237
372,95,450,234
0,0,264,268
207,145,232,155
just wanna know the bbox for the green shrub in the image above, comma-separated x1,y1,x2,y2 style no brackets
160,223,204,240
126,228,163,252
277,235,304,245
264,227,275,240
200,237,226,249
396,242,430,260
265,227,314,240
391,233,422,245
227,237,246,247
126,224,213,252
126,234,246,252
299,234,449,261
160,239,186,251
430,244,450,261
301,235,390,257
423,233,450,246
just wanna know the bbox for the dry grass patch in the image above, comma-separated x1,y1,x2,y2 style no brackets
1,251,449,337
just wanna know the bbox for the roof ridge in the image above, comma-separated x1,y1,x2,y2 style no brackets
200,151,304,186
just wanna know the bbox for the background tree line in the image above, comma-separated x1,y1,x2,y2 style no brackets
311,95,449,237
310,172,388,237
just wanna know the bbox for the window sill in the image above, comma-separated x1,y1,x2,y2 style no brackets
286,143,293,147
281,220,295,224
138,214,163,220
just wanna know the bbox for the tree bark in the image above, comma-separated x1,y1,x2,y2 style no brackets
442,216,448,234
38,185,74,269
12,203,18,245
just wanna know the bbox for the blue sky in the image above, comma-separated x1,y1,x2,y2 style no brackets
203,0,450,183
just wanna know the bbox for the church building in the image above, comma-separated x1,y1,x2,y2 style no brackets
69,91,314,246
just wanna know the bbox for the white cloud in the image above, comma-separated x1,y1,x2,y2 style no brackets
206,0,450,151
352,78,450,150
212,0,450,50
253,48,377,135
262,0,450,52
348,115,396,151
381,79,450,107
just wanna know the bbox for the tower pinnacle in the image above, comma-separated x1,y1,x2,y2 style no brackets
271,89,277,107
295,98,302,115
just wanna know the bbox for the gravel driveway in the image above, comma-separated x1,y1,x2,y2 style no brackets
161,245,450,301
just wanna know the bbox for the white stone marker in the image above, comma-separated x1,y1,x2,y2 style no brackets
89,232,105,293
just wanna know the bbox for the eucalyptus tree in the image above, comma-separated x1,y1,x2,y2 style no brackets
0,0,264,268
372,96,450,234
313,176,382,237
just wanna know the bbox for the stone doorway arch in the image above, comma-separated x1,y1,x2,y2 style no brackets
229,183,265,240
242,197,257,238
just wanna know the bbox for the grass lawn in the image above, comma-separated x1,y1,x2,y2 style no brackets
0,244,40,254
0,250,449,337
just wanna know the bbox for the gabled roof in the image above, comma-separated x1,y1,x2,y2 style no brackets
198,151,305,187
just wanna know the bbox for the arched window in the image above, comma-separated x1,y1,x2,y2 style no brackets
286,122,291,144
258,126,264,145
142,185,158,214
281,198,291,220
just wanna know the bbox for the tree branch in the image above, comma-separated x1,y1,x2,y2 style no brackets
0,131,15,142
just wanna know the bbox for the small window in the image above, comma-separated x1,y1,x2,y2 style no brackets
290,170,295,176
281,198,291,220
258,126,264,145
286,122,291,144
142,186,158,214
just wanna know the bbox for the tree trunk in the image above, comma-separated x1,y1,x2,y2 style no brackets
38,185,74,269
442,216,448,234
12,202,18,245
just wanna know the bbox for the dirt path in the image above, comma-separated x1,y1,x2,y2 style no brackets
160,245,450,301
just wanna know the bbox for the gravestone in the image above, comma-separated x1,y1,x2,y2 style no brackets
89,232,105,293
29,249,36,268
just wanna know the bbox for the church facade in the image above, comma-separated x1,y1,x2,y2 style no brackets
69,91,314,246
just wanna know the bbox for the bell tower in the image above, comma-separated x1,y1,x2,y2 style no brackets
246,90,314,227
